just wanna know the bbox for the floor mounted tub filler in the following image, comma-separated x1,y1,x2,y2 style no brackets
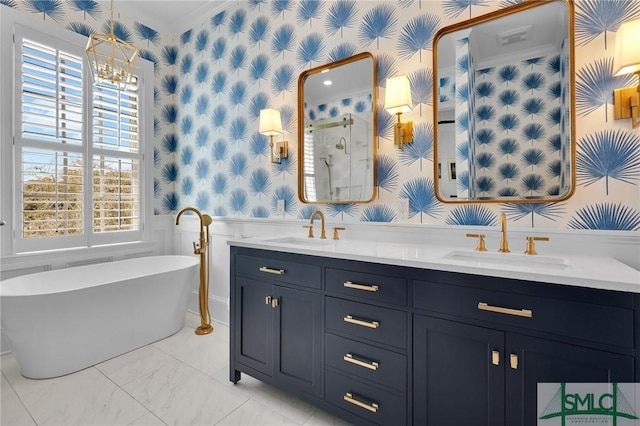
0,255,199,379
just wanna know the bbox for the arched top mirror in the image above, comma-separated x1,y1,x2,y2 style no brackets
298,52,377,204
433,0,575,203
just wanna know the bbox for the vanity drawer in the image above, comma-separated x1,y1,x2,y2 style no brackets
326,297,407,350
325,333,406,393
326,268,407,306
236,254,321,289
325,369,406,426
413,280,634,348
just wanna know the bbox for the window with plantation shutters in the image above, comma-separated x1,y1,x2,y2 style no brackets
10,20,149,254
92,82,140,233
17,31,86,250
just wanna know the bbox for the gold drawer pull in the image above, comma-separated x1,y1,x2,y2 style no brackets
259,266,285,275
344,392,379,413
343,281,379,292
478,302,532,318
344,353,379,371
344,315,379,329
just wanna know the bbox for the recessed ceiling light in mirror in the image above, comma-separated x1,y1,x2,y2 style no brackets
323,80,332,86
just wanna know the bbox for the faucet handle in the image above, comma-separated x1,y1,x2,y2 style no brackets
524,236,549,255
333,227,346,240
466,233,487,252
302,225,314,238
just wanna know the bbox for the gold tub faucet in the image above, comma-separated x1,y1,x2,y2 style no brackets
176,207,213,336
310,210,326,239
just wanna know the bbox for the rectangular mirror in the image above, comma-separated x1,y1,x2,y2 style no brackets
298,52,376,203
433,0,575,203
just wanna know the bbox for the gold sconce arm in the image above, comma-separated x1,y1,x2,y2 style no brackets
613,85,640,129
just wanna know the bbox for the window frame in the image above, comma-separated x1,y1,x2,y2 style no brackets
0,7,153,256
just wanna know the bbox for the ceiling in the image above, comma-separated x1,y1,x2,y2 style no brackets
111,1,232,36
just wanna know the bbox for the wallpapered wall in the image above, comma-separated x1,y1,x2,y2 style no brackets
3,0,640,231
470,53,566,199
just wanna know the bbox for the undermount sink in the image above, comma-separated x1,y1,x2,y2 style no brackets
443,250,570,268
261,236,334,246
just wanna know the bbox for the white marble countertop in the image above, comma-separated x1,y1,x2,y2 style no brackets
228,236,640,293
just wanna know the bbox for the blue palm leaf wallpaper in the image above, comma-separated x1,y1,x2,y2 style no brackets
249,54,270,86
249,16,269,47
8,0,626,229
135,22,160,46
271,24,295,59
325,0,357,38
66,21,94,37
361,205,396,222
358,4,397,49
229,8,247,38
446,204,497,226
575,0,640,49
376,155,399,193
399,123,433,170
211,37,227,62
297,32,325,68
162,45,179,66
25,0,64,22
69,0,99,20
328,42,357,63
443,0,489,19
576,57,636,121
576,130,640,195
503,202,566,228
568,203,640,231
399,177,441,223
397,14,440,62
297,0,323,29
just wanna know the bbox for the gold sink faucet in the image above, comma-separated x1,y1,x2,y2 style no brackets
310,210,326,239
499,212,510,253
176,207,213,336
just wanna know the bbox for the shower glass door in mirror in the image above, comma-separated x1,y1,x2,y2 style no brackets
433,0,575,203
298,53,376,203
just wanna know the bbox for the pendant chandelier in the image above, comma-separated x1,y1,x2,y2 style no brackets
85,0,139,90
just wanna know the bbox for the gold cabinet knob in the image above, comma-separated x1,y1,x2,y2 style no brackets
466,233,487,251
333,227,346,240
524,236,549,255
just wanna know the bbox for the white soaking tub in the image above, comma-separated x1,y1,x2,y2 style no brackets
0,255,199,379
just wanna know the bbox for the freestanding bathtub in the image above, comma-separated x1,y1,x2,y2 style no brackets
0,255,199,379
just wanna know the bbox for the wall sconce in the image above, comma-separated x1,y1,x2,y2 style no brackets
613,18,640,129
384,75,414,149
259,108,288,164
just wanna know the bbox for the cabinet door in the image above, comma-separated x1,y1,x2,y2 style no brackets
234,277,273,375
414,315,505,426
273,286,322,398
506,333,635,426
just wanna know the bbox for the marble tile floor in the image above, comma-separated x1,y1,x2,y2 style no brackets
0,313,350,426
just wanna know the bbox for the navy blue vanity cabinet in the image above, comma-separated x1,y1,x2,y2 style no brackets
413,273,635,426
230,246,638,426
324,265,409,425
231,248,323,399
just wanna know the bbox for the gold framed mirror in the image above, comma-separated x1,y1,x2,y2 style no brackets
433,0,575,203
297,52,377,204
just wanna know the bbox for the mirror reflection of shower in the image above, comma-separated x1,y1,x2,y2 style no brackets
335,137,349,154
320,155,333,200
304,113,372,202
